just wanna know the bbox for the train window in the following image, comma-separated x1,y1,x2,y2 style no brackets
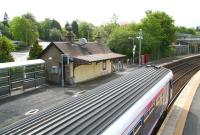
128,130,134,135
163,92,166,103
143,104,155,135
133,121,142,135
169,80,173,89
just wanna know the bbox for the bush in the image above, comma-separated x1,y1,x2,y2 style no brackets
28,40,43,59
0,36,14,63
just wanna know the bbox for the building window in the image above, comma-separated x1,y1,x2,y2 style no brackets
102,61,106,70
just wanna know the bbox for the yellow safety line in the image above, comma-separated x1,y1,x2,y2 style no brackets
173,71,200,135
157,70,200,135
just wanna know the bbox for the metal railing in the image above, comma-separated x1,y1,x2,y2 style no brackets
0,63,46,98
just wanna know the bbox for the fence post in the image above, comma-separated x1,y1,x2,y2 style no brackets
8,68,11,95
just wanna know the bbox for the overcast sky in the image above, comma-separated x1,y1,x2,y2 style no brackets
0,0,199,27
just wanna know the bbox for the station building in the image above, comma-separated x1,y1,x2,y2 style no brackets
39,31,125,84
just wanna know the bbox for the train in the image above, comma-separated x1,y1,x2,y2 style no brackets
0,66,173,135
103,66,173,135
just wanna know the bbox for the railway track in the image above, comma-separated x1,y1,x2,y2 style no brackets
154,55,200,134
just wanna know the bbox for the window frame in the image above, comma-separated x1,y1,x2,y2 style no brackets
102,61,107,70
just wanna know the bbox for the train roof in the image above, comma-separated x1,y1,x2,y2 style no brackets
0,66,172,135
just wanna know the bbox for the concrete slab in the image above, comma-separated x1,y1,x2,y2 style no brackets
183,86,200,135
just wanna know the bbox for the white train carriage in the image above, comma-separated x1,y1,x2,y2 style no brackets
102,66,173,135
0,66,173,135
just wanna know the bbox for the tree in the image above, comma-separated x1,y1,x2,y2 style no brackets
22,13,39,43
79,21,94,41
29,40,43,59
49,28,62,41
22,12,37,23
0,36,14,63
176,26,196,35
38,18,52,40
0,22,12,39
141,11,175,59
71,20,79,38
3,12,9,27
107,25,138,58
94,23,119,42
10,16,39,45
51,19,61,30
38,18,62,41
65,22,70,31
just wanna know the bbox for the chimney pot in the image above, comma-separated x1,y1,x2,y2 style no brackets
96,32,102,43
66,26,74,43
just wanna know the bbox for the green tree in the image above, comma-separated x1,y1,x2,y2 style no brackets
49,28,62,41
38,18,62,41
79,21,94,41
10,16,39,45
71,20,79,38
0,22,12,39
29,40,43,59
65,22,70,31
107,25,137,58
3,12,9,27
176,26,196,35
22,13,39,43
141,10,175,59
51,19,61,30
22,12,37,23
0,36,14,63
94,23,119,42
38,18,52,40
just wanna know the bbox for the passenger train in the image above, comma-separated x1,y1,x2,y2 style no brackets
102,66,173,135
0,66,173,135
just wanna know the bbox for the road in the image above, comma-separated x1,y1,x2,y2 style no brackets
11,51,29,61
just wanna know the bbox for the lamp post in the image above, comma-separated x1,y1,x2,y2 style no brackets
128,37,136,64
136,29,143,66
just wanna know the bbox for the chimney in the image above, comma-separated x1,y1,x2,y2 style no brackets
96,32,102,44
66,26,74,43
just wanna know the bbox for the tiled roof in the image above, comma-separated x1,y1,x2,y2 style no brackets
54,42,112,56
75,53,125,62
40,41,126,62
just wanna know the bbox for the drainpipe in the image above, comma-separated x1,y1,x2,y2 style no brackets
61,54,65,87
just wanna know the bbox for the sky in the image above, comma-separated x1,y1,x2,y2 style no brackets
0,0,199,27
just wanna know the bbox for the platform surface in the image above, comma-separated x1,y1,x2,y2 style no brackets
157,70,200,135
183,86,200,135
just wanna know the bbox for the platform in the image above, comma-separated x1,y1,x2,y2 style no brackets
157,70,200,135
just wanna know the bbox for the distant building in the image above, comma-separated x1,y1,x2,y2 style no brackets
175,33,200,45
39,31,125,84
174,33,200,54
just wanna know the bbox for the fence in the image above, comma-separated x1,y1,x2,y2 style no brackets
0,59,46,98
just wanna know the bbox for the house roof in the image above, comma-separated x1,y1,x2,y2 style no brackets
53,42,112,56
40,41,125,62
75,53,125,62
